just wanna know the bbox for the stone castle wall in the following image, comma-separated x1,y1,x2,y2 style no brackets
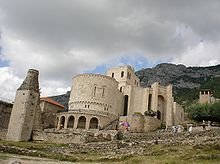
173,102,184,125
119,115,161,133
40,101,64,129
143,116,162,132
0,129,7,140
33,129,118,143
0,100,12,129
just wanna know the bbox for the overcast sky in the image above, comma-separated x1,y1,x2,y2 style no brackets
1,0,220,100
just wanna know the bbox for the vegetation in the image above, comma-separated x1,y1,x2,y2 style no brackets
144,110,157,117
175,77,220,105
187,102,220,122
201,77,220,98
0,141,220,163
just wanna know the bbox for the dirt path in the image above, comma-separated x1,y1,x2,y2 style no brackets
0,153,73,164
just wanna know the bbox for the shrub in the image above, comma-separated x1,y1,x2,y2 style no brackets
187,102,220,122
144,110,157,117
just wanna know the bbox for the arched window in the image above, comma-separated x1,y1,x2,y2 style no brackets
157,110,161,120
89,117,99,129
77,116,86,129
121,71,124,77
112,73,114,78
123,95,129,116
60,116,65,129
158,95,165,122
120,87,122,92
127,72,131,79
67,116,74,128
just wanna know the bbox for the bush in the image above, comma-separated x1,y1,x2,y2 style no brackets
187,102,220,122
144,110,157,117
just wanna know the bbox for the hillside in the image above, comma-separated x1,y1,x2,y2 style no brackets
136,63,220,105
50,91,70,110
50,63,220,108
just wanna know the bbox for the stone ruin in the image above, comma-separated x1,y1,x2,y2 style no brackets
6,69,42,141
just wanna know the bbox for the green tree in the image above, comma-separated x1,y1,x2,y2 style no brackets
187,102,220,122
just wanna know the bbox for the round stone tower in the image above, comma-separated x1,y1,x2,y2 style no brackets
56,74,124,130
69,74,123,115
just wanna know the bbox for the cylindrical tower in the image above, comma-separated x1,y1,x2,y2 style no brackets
69,74,122,116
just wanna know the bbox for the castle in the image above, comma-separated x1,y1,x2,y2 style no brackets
5,65,184,142
56,65,184,132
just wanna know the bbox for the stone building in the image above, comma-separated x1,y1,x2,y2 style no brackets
56,65,184,132
40,97,65,129
6,69,40,141
199,89,220,104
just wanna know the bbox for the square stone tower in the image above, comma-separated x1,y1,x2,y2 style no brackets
199,89,212,104
6,69,40,141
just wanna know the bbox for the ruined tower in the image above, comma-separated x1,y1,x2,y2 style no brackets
6,69,40,141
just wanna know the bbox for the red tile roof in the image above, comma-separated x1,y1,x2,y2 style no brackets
40,97,65,108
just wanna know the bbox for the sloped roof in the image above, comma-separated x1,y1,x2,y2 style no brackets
40,97,65,108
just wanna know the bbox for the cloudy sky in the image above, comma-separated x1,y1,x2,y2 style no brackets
0,0,220,100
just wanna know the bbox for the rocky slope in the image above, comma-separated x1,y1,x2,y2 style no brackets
50,91,70,110
136,63,220,89
136,63,220,104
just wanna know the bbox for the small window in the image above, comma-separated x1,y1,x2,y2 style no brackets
127,72,131,79
85,105,87,108
120,87,122,92
88,105,90,108
121,71,124,77
112,73,114,78
102,88,105,97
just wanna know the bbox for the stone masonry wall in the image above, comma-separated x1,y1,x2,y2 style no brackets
0,129,7,140
143,116,162,132
119,115,161,133
32,129,118,143
0,100,12,129
40,101,63,129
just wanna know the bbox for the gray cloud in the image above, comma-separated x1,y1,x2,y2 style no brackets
0,0,220,98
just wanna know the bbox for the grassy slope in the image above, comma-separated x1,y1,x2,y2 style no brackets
0,140,220,163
